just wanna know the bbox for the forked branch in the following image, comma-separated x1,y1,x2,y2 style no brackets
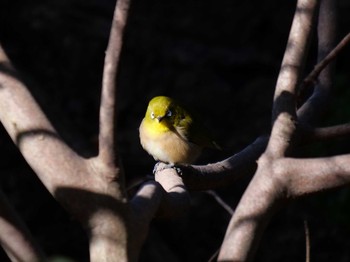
218,0,319,260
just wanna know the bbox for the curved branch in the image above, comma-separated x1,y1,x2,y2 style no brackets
131,163,190,219
130,163,190,261
180,136,267,191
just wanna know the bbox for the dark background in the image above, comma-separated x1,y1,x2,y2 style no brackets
0,0,350,261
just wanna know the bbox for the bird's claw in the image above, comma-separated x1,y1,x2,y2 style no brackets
171,166,183,176
153,162,183,176
152,162,162,174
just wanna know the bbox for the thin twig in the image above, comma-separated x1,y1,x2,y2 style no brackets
206,190,235,216
208,248,220,262
304,220,310,262
301,32,350,90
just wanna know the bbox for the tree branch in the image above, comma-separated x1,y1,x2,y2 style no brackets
268,0,318,157
0,1,133,260
130,163,190,261
302,123,350,141
180,136,267,191
99,0,130,168
298,0,339,123
0,45,88,196
218,0,319,260
300,33,350,94
278,155,350,197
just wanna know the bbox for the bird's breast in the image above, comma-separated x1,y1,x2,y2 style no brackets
139,118,201,164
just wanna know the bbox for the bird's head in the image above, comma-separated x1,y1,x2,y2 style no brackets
146,96,174,124
144,96,192,134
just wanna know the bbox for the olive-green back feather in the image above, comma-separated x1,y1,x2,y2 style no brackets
162,97,220,149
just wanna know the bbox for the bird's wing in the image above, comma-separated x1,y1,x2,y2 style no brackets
176,113,220,150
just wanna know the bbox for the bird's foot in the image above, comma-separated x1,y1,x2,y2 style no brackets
152,162,162,174
153,162,182,175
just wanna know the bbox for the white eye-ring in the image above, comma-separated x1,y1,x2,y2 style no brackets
166,110,172,117
150,112,155,119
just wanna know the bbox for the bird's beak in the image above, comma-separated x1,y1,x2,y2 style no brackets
156,116,164,122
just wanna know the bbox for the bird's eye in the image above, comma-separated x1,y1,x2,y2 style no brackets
150,112,155,119
166,110,172,117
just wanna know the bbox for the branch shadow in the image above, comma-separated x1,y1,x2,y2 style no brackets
0,62,19,83
15,129,62,147
272,89,297,122
54,187,134,258
54,187,128,227
15,127,94,158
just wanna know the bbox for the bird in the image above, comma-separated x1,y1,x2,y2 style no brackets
139,96,219,165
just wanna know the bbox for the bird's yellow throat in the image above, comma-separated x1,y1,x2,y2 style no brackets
143,117,172,138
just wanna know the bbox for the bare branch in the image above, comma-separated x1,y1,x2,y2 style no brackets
304,220,310,262
130,163,190,261
129,181,163,261
0,46,89,196
0,1,133,259
301,33,350,93
218,0,319,261
154,163,191,218
206,190,235,216
180,136,267,191
99,0,131,167
279,155,350,196
298,0,339,123
268,0,319,157
181,119,349,193
302,123,350,141
132,163,190,220
177,28,348,193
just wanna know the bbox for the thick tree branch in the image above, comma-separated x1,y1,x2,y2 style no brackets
277,155,350,197
0,1,133,260
268,0,318,157
218,0,319,261
0,43,129,262
88,0,132,260
0,46,89,196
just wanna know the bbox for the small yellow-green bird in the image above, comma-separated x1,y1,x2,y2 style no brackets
139,96,219,165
